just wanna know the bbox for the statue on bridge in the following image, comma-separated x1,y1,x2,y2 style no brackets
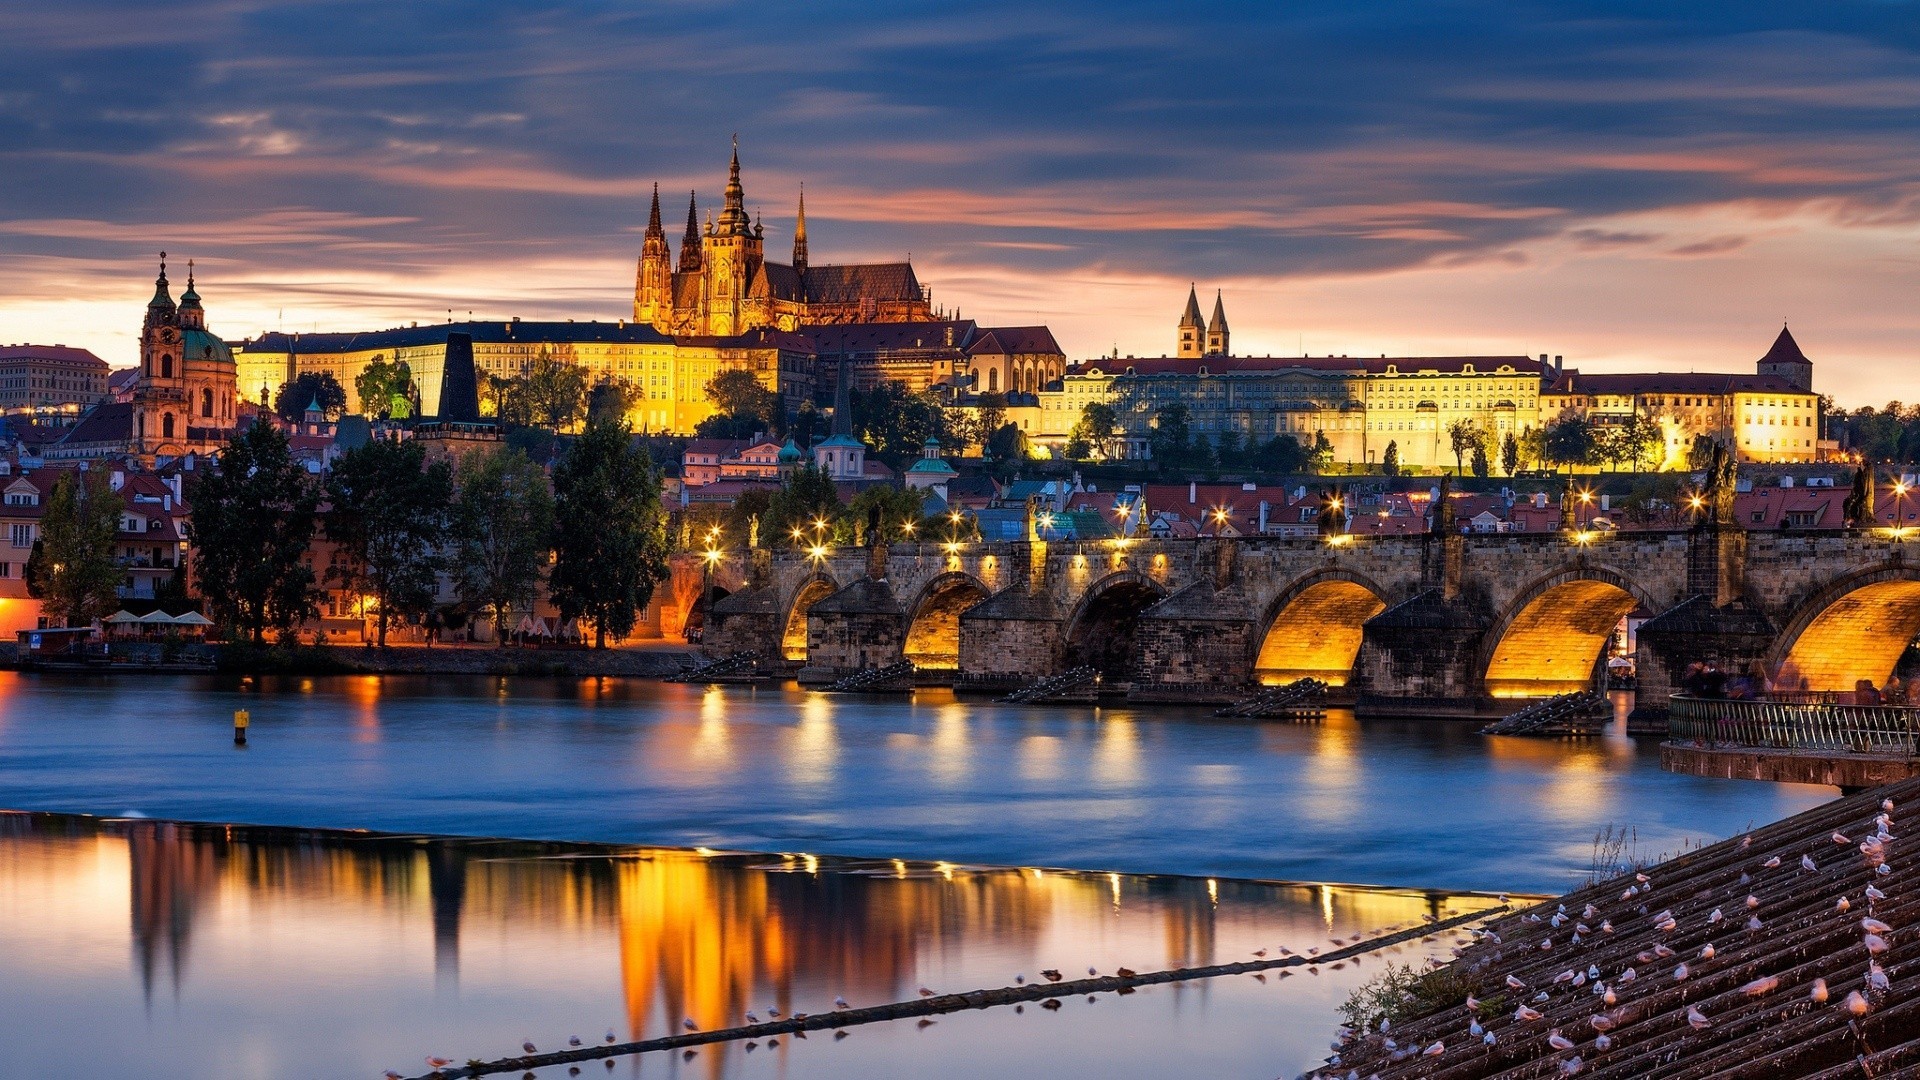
1703,439,1738,527
1845,462,1877,529
1431,475,1455,536
749,515,760,549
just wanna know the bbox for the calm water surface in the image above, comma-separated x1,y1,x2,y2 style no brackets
0,674,1827,894
0,812,1498,1080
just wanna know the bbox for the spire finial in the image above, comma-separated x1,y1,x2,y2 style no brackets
187,259,194,288
158,251,168,279
793,185,809,273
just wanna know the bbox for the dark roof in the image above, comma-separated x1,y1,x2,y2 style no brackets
59,402,133,446
1760,325,1811,366
796,263,921,305
969,326,1063,357
1073,355,1545,378
0,345,109,369
752,262,804,301
240,319,674,354
802,320,979,356
1544,369,1812,396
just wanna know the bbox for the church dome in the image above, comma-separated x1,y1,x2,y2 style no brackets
778,437,804,462
180,328,234,364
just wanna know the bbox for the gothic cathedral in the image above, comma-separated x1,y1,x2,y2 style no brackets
634,141,936,336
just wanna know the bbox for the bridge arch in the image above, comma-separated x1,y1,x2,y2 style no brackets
1063,570,1168,678
1251,568,1390,687
779,573,840,662
902,571,991,671
1478,565,1653,698
1770,564,1920,692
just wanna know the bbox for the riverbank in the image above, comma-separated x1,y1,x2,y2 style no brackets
0,639,699,678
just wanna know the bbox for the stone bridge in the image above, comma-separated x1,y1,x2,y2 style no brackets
665,527,1920,714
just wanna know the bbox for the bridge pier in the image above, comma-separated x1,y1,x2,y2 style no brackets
1352,589,1497,718
1131,581,1258,702
797,578,906,684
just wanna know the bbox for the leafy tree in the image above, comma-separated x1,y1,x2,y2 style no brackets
705,369,779,426
983,421,1030,480
765,464,844,544
587,379,637,427
521,352,591,432
1148,404,1194,472
274,372,348,422
1470,441,1491,478
691,411,764,439
549,417,670,648
452,448,555,644
1543,412,1595,473
325,438,454,646
847,381,944,468
1069,401,1121,461
1309,431,1336,474
187,422,321,643
1249,434,1309,474
353,355,417,420
23,469,122,628
1500,432,1520,477
1517,425,1546,473
845,485,926,544
1381,440,1400,477
1214,428,1244,471
1447,418,1480,477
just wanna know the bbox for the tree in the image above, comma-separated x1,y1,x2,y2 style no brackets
587,379,638,427
353,355,417,420
1470,441,1491,478
1148,404,1194,472
1500,432,1520,477
691,411,763,440
325,438,454,646
1249,434,1309,475
765,464,844,544
187,422,321,643
1381,440,1400,477
1544,412,1595,473
1309,431,1336,474
1447,418,1480,477
1517,425,1546,473
705,369,779,426
1214,428,1244,471
23,469,122,628
845,485,926,544
452,448,554,644
521,352,591,432
1621,413,1662,472
275,372,348,422
1069,401,1121,461
851,381,944,468
983,421,1030,479
549,417,670,648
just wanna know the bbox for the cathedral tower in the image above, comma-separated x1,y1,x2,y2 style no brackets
700,138,765,336
1206,290,1230,357
634,184,672,323
132,256,237,461
677,191,702,274
792,187,808,276
1177,285,1204,359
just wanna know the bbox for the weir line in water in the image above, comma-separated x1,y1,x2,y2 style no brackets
400,904,1507,1079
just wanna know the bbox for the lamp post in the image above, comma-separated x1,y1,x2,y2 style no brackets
1895,479,1910,541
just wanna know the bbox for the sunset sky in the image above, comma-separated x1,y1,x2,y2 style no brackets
3,1,1917,406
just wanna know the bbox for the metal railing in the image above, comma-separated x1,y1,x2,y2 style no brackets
1668,695,1919,758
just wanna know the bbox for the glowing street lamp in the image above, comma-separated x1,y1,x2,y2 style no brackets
1894,480,1911,542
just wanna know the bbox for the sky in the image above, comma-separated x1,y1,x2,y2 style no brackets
1,0,1917,406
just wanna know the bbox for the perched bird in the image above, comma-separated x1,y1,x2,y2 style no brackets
1252,948,1267,958
1548,1031,1575,1051
1707,907,1724,925
1865,933,1889,955
1741,835,1753,848
1834,832,1852,845
1838,897,1852,913
1811,978,1829,1003
1469,1019,1484,1036
1886,798,1897,812
523,1041,538,1054
1673,962,1690,981
1042,969,1062,982
917,986,935,998
1740,976,1779,996
1087,966,1098,977
1746,894,1761,910
1589,1014,1615,1032
1699,943,1716,960
1424,1041,1445,1056
569,1035,583,1048
1868,886,1890,903
1747,915,1764,932
768,1007,781,1018
1514,1005,1543,1022
834,996,850,1010
1534,991,1551,1003
1603,985,1618,1006
1466,994,1481,1011
1507,974,1528,989
680,1020,696,1033
1869,963,1891,994
387,1072,405,1080
1686,1005,1711,1030
605,1030,617,1044
1863,917,1892,934
1594,1034,1612,1052
917,1018,936,1029
1802,854,1818,872
426,1058,454,1071
1600,920,1614,934
1014,974,1025,985
745,1012,759,1024
1619,967,1637,983
1763,856,1782,869
1483,1031,1498,1046
1654,944,1676,958
1845,990,1871,1016
1654,914,1676,933
1116,967,1136,978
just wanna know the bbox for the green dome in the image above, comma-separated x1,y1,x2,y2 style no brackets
777,437,804,462
181,328,234,365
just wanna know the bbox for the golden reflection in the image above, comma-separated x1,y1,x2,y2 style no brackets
1091,715,1140,786
928,706,972,787
787,695,838,788
1016,734,1064,783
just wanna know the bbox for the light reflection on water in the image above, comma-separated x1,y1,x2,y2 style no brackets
0,672,1830,894
0,812,1500,1080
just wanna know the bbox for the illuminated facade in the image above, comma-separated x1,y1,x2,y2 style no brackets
0,344,111,420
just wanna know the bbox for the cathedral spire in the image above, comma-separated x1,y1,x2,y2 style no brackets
148,251,176,313
793,185,809,274
678,190,702,272
645,183,664,240
718,135,751,236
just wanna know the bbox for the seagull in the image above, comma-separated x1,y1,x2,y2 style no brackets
1887,798,1897,812
745,1012,759,1024
1563,1055,1585,1074
605,1030,617,1043
1865,933,1889,955
1534,991,1551,1003
1042,969,1062,982
1834,832,1852,845
1014,974,1026,985
1466,994,1481,1011
1686,1005,1711,1029
1507,975,1528,989
1763,856,1782,868
1746,894,1760,909
1619,967,1637,983
1864,916,1893,934
1514,1005,1543,1022
1424,1041,1445,1056
1594,1034,1612,1052
1845,990,1871,1016
1700,943,1715,960
1838,897,1852,912
917,1018,936,1029
426,1058,454,1071
1740,976,1779,996
1673,962,1690,981
569,1035,583,1048
1802,854,1818,871
1087,966,1098,977
1748,915,1765,932
1603,986,1617,1006
523,1041,538,1054
1469,1019,1484,1036
834,996,849,1010
917,986,935,998
1589,1014,1615,1032
1116,967,1136,978
1707,907,1723,924
1811,978,1829,1002
1483,1031,1498,1046
1600,920,1614,934
1253,948,1267,957
1548,1031,1575,1051
681,1019,696,1032
768,1006,781,1018
1869,963,1891,993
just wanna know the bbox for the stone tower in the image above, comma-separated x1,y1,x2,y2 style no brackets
792,186,809,276
1757,324,1813,392
1177,285,1204,359
1206,290,1230,357
633,184,672,324
132,256,237,461
700,138,766,336
677,191,702,274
